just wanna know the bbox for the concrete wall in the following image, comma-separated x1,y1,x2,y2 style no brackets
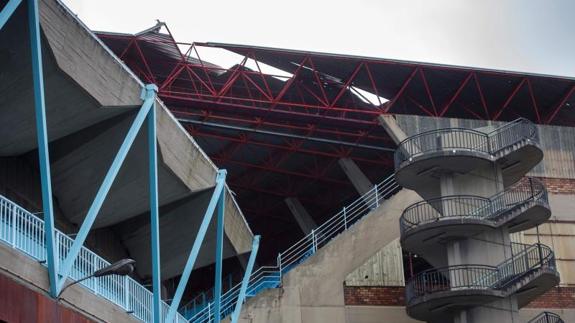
394,115,575,179
234,189,421,323
0,241,138,323
345,239,404,287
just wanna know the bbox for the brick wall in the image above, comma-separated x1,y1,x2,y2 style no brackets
525,287,575,308
344,286,405,306
537,177,575,194
344,286,575,308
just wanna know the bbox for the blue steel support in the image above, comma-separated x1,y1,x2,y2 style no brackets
213,191,225,322
0,0,22,30
57,86,157,294
27,0,59,298
165,170,227,322
231,235,261,323
147,85,162,323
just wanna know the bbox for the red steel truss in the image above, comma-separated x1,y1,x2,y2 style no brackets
96,24,575,258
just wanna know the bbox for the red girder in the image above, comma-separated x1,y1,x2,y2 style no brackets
211,156,351,186
100,31,575,126
186,126,392,167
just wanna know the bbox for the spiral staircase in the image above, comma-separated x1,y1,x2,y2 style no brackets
395,119,561,323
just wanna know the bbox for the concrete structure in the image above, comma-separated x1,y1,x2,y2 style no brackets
395,118,560,322
232,189,421,323
0,0,252,322
1,1,574,322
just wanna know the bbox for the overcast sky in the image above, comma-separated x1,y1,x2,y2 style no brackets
63,0,575,78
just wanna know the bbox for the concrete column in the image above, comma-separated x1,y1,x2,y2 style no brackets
284,198,317,235
378,115,408,145
338,158,373,196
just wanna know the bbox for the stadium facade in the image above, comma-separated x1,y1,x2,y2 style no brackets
0,0,574,322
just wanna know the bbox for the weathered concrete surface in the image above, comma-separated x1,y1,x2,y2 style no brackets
378,115,408,144
0,242,138,323
0,0,252,282
234,189,421,323
344,306,575,323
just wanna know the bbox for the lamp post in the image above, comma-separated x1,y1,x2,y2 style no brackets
57,258,136,299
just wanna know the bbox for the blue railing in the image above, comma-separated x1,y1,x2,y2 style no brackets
186,174,400,322
0,194,187,323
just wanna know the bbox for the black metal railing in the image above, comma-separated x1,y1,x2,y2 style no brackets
406,243,557,304
528,311,564,323
395,118,539,169
400,177,548,234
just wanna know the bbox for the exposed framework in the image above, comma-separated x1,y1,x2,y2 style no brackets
0,5,260,323
95,23,575,260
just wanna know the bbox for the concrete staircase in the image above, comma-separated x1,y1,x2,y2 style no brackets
225,188,421,323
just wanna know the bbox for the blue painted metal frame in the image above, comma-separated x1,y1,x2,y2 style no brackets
26,0,60,298
0,0,22,30
57,85,158,294
147,86,162,323
231,235,260,323
213,187,225,322
165,170,227,323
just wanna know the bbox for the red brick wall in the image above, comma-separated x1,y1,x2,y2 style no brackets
525,287,575,308
0,274,94,323
537,177,575,194
344,286,575,308
344,286,405,306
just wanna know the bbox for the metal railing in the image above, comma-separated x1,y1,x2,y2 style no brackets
395,118,539,169
400,177,548,234
405,243,556,304
528,311,564,323
0,195,187,323
187,174,400,322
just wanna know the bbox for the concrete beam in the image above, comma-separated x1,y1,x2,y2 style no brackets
338,158,374,196
284,198,318,235
378,115,407,145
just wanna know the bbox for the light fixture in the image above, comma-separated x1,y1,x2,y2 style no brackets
58,258,136,299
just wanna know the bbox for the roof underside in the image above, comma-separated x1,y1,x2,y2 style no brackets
96,25,575,262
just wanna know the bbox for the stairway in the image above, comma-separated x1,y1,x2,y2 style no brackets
185,175,419,323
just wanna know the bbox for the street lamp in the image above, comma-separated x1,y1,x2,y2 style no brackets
58,258,136,299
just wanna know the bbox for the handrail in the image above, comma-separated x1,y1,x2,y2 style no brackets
186,174,401,322
0,194,188,323
406,243,557,304
395,118,539,169
400,177,548,234
528,311,564,323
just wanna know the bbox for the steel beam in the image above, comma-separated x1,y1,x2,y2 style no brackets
179,119,393,152
147,85,162,323
26,0,59,297
213,190,225,322
230,235,261,323
57,86,157,294
0,0,22,30
165,170,227,322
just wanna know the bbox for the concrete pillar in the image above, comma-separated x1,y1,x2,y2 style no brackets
338,158,373,196
435,143,516,322
284,198,317,235
378,115,407,144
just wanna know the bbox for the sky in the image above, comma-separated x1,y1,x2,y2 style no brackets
62,0,575,78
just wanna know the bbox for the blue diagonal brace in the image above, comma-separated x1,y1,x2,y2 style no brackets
0,0,23,30
27,0,58,297
165,170,227,322
57,85,158,294
231,235,260,323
